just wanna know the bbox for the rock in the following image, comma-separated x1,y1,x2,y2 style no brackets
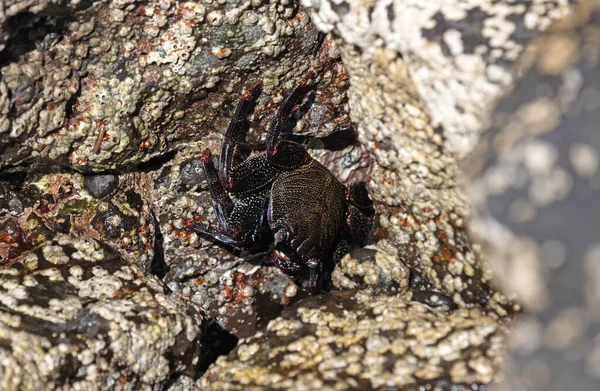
0,172,155,270
308,142,373,184
304,0,570,157
331,244,409,293
0,234,204,390
83,173,119,198
0,1,84,52
202,290,506,390
2,0,590,389
0,0,350,172
300,0,558,313
467,3,600,390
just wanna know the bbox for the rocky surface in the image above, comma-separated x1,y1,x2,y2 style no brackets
299,0,567,314
1,0,596,390
0,0,349,172
304,0,573,157
0,170,155,270
0,234,203,390
331,244,409,294
467,2,600,390
202,290,506,391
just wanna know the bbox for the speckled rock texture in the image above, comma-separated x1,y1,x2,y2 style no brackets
298,0,573,314
467,2,600,390
202,290,506,391
2,0,595,390
0,0,349,172
331,244,410,293
304,0,573,157
0,234,203,390
0,170,155,270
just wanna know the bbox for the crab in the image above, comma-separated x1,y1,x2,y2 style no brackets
192,78,374,292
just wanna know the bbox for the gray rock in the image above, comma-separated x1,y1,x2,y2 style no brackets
303,0,571,157
466,3,600,390
0,234,204,391
83,173,119,198
202,290,506,390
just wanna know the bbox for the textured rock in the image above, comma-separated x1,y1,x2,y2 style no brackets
467,2,600,390
83,173,119,198
0,171,155,270
0,1,84,52
304,0,572,157
331,244,410,293
202,290,506,390
298,0,566,313
0,0,349,172
0,234,203,390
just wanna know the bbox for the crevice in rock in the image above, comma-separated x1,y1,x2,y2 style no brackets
136,151,177,173
150,212,169,281
197,320,239,377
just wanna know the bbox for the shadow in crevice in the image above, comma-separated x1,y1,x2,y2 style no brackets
0,0,96,68
150,212,170,281
136,151,178,173
197,320,239,377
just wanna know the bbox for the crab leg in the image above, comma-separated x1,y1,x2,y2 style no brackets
194,147,270,247
266,78,311,156
306,258,322,294
200,148,234,233
219,81,263,190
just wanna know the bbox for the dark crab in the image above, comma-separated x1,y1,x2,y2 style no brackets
192,78,374,292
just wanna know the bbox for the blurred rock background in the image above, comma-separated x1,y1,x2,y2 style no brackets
0,0,597,390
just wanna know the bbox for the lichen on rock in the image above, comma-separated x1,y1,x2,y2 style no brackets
202,290,506,391
0,234,203,390
0,0,348,172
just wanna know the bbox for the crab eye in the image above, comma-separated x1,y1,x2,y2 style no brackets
274,229,288,243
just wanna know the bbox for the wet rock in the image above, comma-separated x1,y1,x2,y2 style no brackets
331,244,409,293
0,0,350,172
0,172,154,270
412,290,459,311
83,173,119,198
309,142,373,184
467,3,600,390
0,234,204,390
202,290,506,390
300,0,559,314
